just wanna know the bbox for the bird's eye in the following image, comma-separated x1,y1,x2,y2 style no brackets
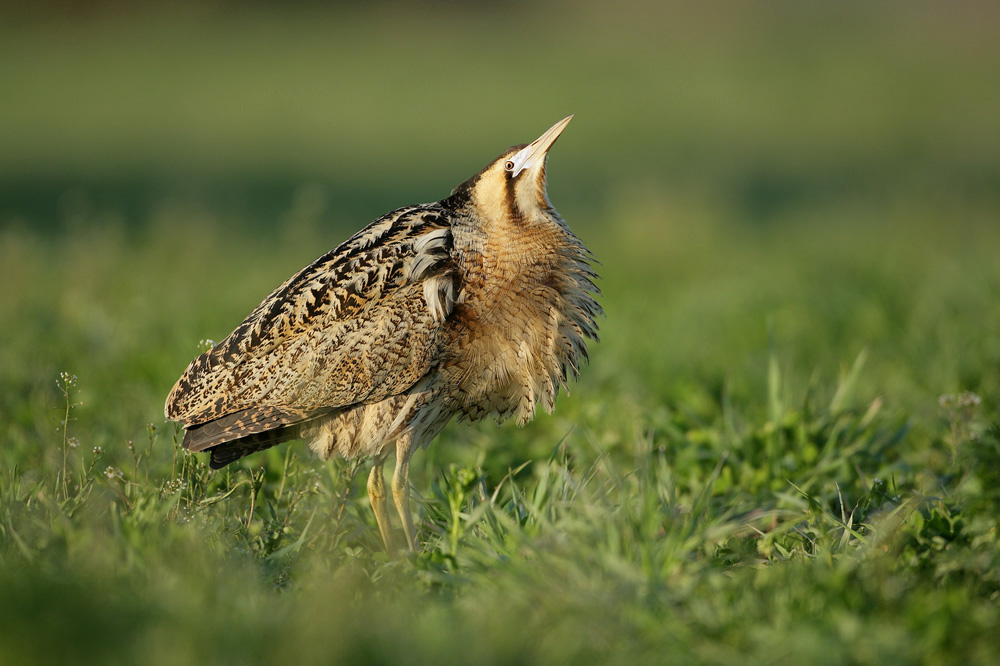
504,160,515,172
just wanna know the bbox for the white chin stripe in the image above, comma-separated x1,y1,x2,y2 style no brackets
507,145,536,178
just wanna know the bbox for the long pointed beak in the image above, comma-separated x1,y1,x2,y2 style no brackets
530,115,573,157
508,115,573,178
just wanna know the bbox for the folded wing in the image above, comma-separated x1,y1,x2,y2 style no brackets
164,205,458,458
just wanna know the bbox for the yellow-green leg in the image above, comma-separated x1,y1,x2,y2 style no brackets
367,454,396,556
392,435,418,551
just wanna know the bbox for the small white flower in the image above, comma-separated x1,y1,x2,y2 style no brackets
958,392,981,408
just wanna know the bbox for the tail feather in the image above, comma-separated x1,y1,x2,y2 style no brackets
180,405,332,468
207,426,302,469
182,405,329,452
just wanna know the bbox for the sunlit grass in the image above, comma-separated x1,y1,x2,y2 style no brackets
2,194,999,663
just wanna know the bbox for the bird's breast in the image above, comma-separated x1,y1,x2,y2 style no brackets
438,252,567,425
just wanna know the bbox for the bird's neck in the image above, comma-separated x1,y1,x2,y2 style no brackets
453,210,566,288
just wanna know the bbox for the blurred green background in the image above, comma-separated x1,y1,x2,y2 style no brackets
3,0,998,437
2,1,1000,664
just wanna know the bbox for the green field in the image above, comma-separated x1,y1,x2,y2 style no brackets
2,2,999,664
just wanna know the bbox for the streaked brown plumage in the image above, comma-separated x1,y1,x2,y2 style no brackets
165,116,600,552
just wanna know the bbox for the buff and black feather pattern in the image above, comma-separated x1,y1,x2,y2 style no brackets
166,143,601,469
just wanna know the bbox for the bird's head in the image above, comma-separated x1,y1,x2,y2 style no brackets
448,116,573,230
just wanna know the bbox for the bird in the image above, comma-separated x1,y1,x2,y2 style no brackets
164,116,601,553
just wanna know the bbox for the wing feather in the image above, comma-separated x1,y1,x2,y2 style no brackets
165,204,458,442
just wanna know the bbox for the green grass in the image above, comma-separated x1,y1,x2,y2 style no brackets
2,2,1000,664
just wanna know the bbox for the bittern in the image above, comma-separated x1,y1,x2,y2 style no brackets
165,116,601,553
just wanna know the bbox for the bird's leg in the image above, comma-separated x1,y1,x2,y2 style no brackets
392,435,418,551
367,453,396,556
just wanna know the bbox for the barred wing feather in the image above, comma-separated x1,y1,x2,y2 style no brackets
164,205,456,451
